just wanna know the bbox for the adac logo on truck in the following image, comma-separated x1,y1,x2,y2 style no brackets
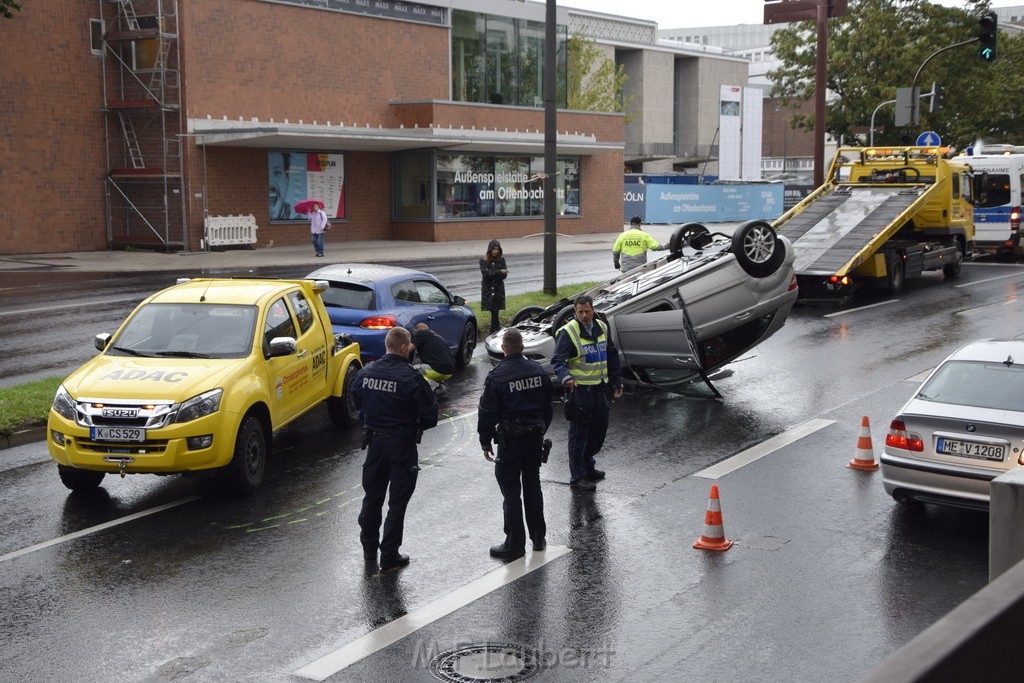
99,369,188,382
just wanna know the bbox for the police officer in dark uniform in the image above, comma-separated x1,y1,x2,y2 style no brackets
478,328,554,560
354,327,439,570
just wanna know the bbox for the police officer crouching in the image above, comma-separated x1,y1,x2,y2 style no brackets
354,327,439,570
478,328,553,560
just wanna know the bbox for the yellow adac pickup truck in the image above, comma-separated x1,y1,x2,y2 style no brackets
47,278,362,493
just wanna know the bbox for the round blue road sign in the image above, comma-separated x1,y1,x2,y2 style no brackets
916,131,941,146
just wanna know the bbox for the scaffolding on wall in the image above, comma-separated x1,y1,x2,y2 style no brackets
101,0,187,250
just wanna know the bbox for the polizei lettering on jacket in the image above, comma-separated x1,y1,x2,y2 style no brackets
362,377,398,393
99,369,188,382
508,375,543,392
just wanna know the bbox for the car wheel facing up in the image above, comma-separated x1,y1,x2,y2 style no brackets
731,220,785,278
512,306,545,325
669,223,711,255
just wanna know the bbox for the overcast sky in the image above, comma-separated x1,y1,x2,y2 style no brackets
556,0,1018,30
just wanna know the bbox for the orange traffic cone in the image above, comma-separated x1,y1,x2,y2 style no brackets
848,415,879,471
693,484,733,551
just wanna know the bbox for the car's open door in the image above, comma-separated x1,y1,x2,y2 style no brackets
611,308,721,398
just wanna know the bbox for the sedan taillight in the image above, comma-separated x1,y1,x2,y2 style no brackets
885,419,924,452
788,273,798,292
359,315,397,330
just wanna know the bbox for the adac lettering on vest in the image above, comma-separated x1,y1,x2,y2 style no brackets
362,377,397,393
622,238,645,248
508,375,542,392
581,340,607,364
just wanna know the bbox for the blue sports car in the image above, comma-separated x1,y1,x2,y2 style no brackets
305,263,477,365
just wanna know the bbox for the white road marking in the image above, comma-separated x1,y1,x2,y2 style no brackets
0,295,141,318
694,419,835,479
822,300,898,318
0,496,200,564
293,546,572,681
955,272,1024,288
440,409,476,424
906,368,932,383
956,299,1019,316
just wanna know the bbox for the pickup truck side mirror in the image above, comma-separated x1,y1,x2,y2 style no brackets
95,333,112,351
267,336,298,358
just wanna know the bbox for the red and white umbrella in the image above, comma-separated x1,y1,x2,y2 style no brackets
293,199,325,214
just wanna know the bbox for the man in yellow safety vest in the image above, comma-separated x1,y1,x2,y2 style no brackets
551,296,624,490
612,215,663,272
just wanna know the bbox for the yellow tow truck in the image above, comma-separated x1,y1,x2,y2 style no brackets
773,146,974,302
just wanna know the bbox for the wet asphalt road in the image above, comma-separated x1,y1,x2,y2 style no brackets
1,258,1022,681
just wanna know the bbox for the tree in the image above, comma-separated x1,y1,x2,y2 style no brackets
768,0,1024,150
2,0,22,20
567,35,634,121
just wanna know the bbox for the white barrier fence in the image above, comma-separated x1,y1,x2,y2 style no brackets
204,214,258,247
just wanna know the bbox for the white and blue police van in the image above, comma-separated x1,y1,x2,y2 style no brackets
965,144,1024,258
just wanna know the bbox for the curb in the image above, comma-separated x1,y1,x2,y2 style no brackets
1,426,47,451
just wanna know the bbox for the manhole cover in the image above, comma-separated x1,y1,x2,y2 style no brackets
429,643,542,682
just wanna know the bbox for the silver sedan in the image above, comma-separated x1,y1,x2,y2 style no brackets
881,338,1024,510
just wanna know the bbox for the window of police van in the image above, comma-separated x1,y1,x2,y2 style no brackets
977,172,1011,207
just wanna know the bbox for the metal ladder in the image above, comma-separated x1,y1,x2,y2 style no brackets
116,110,145,169
111,0,141,31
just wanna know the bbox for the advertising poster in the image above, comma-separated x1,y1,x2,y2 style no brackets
644,185,784,224
268,151,346,221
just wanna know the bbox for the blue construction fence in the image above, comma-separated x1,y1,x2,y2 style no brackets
623,175,815,224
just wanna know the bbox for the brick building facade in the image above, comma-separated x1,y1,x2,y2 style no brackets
0,0,624,255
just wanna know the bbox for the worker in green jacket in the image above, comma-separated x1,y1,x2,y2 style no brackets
612,215,663,272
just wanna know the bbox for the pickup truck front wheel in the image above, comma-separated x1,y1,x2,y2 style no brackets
328,363,361,428
225,415,266,494
57,464,105,491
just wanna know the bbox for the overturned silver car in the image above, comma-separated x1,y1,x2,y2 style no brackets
483,220,799,396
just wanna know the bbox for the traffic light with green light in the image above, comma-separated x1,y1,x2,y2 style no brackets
979,11,998,62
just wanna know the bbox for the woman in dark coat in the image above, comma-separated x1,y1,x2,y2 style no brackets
480,239,508,334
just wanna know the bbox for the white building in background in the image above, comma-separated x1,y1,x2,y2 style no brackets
568,8,751,177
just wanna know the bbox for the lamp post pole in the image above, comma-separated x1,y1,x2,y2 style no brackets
543,0,557,295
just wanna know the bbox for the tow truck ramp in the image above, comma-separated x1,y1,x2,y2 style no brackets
776,184,938,275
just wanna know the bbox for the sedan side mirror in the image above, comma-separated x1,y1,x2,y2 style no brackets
268,336,298,357
452,295,467,306
95,333,112,351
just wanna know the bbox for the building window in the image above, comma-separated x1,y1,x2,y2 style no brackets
394,151,580,220
434,152,580,220
90,19,104,54
451,9,566,108
393,152,434,220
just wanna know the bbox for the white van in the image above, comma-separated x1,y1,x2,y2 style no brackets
966,146,1024,258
